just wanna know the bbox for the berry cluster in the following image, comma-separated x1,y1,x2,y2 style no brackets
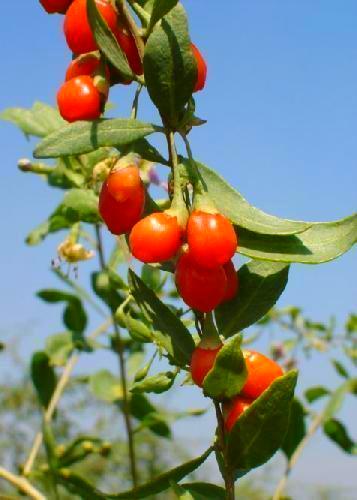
39,0,207,123
99,161,239,312
191,347,284,431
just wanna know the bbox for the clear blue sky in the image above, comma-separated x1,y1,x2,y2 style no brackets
0,0,356,495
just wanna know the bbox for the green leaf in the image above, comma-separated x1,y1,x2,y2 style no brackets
128,270,195,367
37,289,87,334
1,101,65,138
148,0,178,32
31,352,57,408
89,370,123,402
237,213,357,264
57,448,213,499
281,398,307,459
144,4,196,128
191,161,312,236
45,332,74,367
323,418,357,455
322,379,357,421
215,261,289,337
178,483,226,500
141,264,166,292
332,359,350,379
92,271,123,312
26,215,71,245
130,393,171,438
170,482,194,500
131,371,176,394
304,386,331,403
87,0,133,80
346,314,357,334
55,189,100,223
203,335,247,399
34,119,159,158
126,138,169,165
227,370,298,472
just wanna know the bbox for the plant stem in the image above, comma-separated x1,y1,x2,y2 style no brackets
272,411,324,500
0,467,46,500
95,224,138,487
22,318,112,476
130,83,143,119
214,402,235,500
127,0,150,26
180,132,207,191
116,0,145,61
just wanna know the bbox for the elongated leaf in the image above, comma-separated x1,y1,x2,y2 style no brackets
322,379,357,421
56,448,213,499
31,352,57,408
90,370,123,402
129,270,195,366
34,119,159,158
144,4,196,128
131,393,171,438
227,370,298,472
148,0,178,32
323,418,357,455
131,371,176,394
45,332,74,367
216,261,289,337
55,189,100,223
193,161,312,235
179,483,226,500
38,289,87,334
332,359,350,379
305,386,331,403
126,138,169,165
203,335,247,399
1,101,65,138
281,398,307,459
238,213,357,264
87,0,133,80
26,215,71,245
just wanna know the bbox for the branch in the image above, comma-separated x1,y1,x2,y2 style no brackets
0,467,45,500
95,225,138,487
214,402,235,500
272,412,323,500
22,318,113,476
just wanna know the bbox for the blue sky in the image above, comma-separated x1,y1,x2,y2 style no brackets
0,0,356,495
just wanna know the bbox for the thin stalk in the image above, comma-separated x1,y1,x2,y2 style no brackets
0,468,45,500
272,411,324,500
130,83,143,119
214,402,235,500
180,132,207,191
127,0,150,26
22,318,112,476
95,225,138,487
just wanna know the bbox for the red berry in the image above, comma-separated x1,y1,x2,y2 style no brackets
241,350,284,399
187,210,237,269
64,0,118,55
223,396,252,432
114,29,143,75
99,180,145,235
57,75,102,122
191,43,207,92
106,165,143,203
65,53,107,81
40,0,72,14
175,251,227,313
129,213,182,263
222,261,239,302
190,346,222,387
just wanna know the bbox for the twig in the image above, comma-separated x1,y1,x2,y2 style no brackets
272,412,324,500
0,467,46,500
214,402,235,500
130,83,143,119
95,225,138,487
22,318,113,476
